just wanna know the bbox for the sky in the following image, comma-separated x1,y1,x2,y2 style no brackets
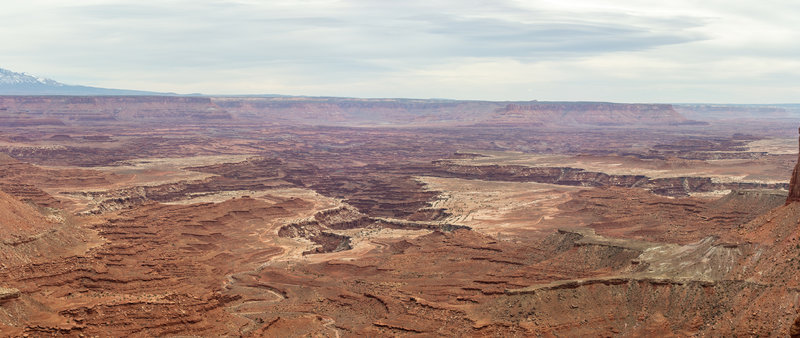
2,0,799,103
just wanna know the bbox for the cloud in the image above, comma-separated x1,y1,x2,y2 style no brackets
30,1,704,65
0,0,798,102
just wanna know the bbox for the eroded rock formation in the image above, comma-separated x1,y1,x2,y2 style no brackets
492,102,692,126
0,95,798,335
787,127,800,204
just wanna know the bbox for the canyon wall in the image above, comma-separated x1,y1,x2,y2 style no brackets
0,96,694,127
493,102,692,125
788,127,800,204
0,96,231,124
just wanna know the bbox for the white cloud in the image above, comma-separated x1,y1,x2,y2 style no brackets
1,0,799,102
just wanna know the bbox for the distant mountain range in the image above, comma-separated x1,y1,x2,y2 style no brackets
2,67,798,122
0,68,173,96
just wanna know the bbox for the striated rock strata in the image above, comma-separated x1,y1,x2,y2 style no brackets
0,96,695,127
788,127,800,204
491,102,695,126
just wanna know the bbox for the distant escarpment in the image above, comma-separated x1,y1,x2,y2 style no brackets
491,102,698,126
0,96,703,127
0,96,695,127
212,97,504,125
215,98,695,127
0,96,231,125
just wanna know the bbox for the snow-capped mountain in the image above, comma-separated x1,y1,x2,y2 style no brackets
0,68,172,95
0,68,65,86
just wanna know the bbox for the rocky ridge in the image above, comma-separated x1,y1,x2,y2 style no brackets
0,96,696,127
492,102,693,126
788,127,800,204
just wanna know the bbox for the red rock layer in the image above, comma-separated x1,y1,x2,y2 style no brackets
0,96,232,124
492,102,689,126
0,96,693,127
0,190,54,241
787,127,800,204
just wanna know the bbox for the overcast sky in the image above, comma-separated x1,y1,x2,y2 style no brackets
2,0,799,102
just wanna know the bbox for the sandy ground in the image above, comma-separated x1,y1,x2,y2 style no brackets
39,155,254,195
86,155,253,187
416,176,583,235
746,137,798,155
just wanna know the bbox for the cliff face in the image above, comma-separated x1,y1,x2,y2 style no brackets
787,127,800,204
0,96,696,127
217,98,693,126
491,102,690,126
0,96,232,124
212,97,503,124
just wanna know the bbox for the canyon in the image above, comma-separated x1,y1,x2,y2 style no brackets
0,95,798,336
